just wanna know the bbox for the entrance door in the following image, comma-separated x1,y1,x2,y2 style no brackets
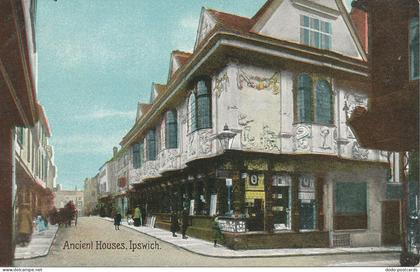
273,186,290,230
382,200,401,245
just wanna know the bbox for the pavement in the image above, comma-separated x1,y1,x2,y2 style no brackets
101,217,401,258
14,224,58,260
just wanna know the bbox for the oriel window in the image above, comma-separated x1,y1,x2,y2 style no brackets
146,129,157,161
165,110,178,149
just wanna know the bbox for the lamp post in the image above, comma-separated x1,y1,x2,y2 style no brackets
216,124,237,216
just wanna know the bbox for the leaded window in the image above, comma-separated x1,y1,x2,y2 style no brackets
296,74,313,123
410,17,419,80
295,74,334,125
165,110,178,149
300,15,332,50
146,129,157,161
188,93,196,132
133,143,141,169
315,80,333,124
196,79,212,129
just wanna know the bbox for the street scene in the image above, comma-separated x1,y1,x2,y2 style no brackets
0,0,419,269
15,216,401,267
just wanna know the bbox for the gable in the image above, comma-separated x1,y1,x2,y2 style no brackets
194,8,217,50
251,0,366,60
167,51,192,82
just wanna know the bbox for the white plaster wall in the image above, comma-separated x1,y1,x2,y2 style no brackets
257,0,362,59
326,168,386,247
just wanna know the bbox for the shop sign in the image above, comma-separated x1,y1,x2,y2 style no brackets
216,169,231,179
244,159,268,171
298,192,315,200
225,178,232,187
272,175,291,186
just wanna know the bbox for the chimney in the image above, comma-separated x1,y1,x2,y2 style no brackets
113,146,118,157
350,7,368,53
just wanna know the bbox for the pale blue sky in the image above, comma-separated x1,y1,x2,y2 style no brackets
37,0,353,190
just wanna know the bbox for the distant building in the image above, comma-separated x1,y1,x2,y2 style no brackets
54,186,84,216
83,175,99,216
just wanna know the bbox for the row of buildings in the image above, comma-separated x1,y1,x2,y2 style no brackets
86,0,419,251
0,0,58,266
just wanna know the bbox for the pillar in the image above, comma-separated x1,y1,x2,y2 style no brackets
0,127,14,266
265,172,274,233
291,174,300,233
316,176,325,231
232,171,241,214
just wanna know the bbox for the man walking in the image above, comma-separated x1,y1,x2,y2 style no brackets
181,209,189,239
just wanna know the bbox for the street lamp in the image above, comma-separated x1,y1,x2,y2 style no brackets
216,124,237,216
217,124,237,150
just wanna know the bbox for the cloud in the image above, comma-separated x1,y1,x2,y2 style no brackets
76,107,136,120
170,15,199,52
53,133,122,156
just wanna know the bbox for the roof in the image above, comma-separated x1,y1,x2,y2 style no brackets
172,50,192,67
37,103,51,137
154,83,167,96
207,9,256,34
140,103,153,115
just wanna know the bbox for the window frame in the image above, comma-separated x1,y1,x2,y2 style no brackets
165,109,178,149
409,16,419,80
146,129,157,161
294,73,334,126
300,15,332,50
188,77,212,134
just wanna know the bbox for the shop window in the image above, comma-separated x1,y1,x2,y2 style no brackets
410,17,419,80
146,129,157,161
334,182,367,230
272,174,292,230
300,15,332,50
165,110,178,149
243,173,265,231
299,175,317,230
295,74,333,125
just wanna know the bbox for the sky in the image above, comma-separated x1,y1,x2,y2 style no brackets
36,0,353,190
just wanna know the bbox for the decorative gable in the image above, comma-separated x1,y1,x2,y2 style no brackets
194,7,217,50
251,0,367,60
136,103,152,122
167,50,191,82
149,83,166,103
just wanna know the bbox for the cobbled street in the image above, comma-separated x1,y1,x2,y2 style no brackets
15,217,401,267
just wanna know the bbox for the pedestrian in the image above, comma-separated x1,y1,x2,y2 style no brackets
18,203,33,247
212,216,224,247
133,205,142,227
170,211,180,237
36,212,47,232
181,209,189,239
114,211,122,230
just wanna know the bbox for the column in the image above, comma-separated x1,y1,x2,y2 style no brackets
291,174,300,232
232,171,241,214
316,176,325,231
0,127,14,266
265,172,274,233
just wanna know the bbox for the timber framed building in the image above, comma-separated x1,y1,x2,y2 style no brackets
100,0,399,249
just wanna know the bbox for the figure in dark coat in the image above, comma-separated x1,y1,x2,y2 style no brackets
212,217,224,247
170,212,180,237
181,209,189,239
114,213,122,230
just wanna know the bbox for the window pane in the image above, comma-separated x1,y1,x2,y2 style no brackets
196,79,212,129
147,129,156,160
297,74,313,123
315,79,333,124
410,17,419,80
189,94,196,132
335,182,367,214
165,110,178,149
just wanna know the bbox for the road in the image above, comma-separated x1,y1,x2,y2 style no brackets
15,216,400,267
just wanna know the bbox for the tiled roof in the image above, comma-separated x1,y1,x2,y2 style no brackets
37,103,51,137
207,9,256,34
139,103,153,116
172,50,192,67
154,83,167,96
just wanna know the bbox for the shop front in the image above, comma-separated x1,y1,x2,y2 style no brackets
136,151,387,249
